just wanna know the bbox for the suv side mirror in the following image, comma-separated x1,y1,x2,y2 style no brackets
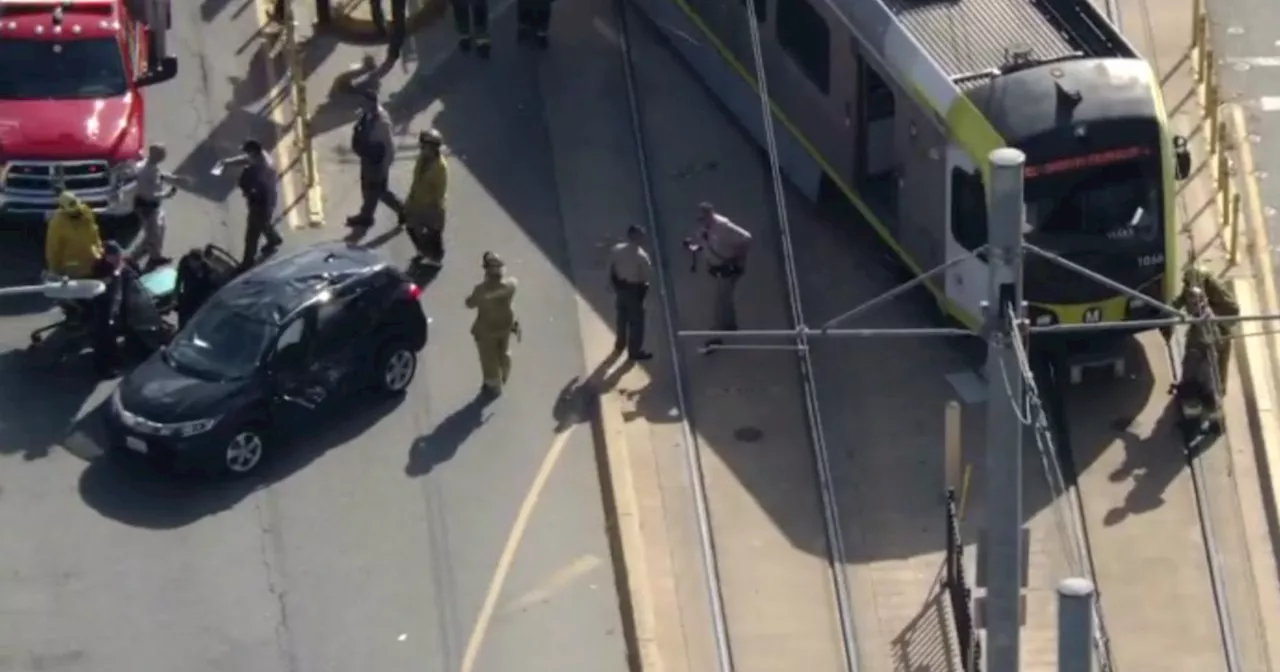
136,57,178,88
1173,135,1192,181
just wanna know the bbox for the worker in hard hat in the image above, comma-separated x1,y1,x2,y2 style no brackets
1173,265,1238,392
403,129,449,267
45,192,104,280
465,252,518,396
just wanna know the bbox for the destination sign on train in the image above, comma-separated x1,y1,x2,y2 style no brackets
1024,146,1151,178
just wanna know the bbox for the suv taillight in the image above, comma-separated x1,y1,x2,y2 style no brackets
406,282,422,300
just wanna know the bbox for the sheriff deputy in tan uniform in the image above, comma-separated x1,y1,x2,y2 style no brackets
466,252,518,396
609,224,653,361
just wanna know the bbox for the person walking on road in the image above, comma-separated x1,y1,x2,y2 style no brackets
215,139,282,268
466,252,518,397
609,224,653,361
133,143,183,269
403,129,449,267
451,0,491,58
685,201,751,354
346,84,405,236
516,0,553,48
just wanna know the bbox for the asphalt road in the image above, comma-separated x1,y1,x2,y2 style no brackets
0,2,626,671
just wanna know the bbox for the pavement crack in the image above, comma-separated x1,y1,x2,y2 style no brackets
255,497,300,672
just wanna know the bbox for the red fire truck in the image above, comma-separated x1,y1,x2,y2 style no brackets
0,0,176,220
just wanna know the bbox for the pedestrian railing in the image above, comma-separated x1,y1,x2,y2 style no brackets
1190,0,1242,266
944,488,983,672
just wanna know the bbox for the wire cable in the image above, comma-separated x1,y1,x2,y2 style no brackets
739,2,860,669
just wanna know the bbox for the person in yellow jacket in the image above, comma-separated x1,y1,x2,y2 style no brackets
403,129,449,267
45,192,104,279
465,252,518,396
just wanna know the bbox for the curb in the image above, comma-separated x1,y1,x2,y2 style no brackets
323,0,449,44
590,389,660,672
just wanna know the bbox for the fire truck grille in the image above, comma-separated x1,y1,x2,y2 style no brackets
4,161,112,193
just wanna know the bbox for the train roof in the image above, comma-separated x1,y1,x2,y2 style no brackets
962,58,1159,144
826,0,1140,126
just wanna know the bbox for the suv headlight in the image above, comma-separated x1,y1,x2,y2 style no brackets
111,388,221,437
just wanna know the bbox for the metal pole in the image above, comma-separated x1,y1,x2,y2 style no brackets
821,247,985,329
985,147,1026,672
1023,244,1183,317
1058,577,1097,672
676,327,976,339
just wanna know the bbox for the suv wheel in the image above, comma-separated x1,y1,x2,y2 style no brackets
377,342,417,394
223,426,268,476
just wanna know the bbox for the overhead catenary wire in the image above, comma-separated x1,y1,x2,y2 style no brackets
739,2,861,670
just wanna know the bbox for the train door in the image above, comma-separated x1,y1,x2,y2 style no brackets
855,58,896,188
944,145,988,324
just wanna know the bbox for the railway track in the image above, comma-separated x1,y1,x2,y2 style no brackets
1037,343,1243,671
606,0,864,669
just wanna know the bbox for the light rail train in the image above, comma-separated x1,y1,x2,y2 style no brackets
629,0,1190,330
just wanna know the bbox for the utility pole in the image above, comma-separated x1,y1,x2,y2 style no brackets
984,148,1027,672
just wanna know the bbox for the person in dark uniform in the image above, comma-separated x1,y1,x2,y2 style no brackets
516,0,552,48
609,225,653,361
216,139,283,268
346,83,405,236
451,0,491,58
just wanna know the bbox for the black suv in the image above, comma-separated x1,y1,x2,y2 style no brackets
105,242,429,477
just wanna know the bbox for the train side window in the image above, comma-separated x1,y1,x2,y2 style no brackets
776,0,830,94
863,63,895,121
950,168,988,250
737,0,766,21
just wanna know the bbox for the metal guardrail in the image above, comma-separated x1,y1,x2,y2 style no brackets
279,1,324,228
1191,0,1243,266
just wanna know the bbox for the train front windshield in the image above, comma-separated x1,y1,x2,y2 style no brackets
1024,155,1162,243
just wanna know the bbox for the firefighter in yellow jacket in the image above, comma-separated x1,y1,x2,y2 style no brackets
45,192,104,279
466,252,518,395
404,129,449,267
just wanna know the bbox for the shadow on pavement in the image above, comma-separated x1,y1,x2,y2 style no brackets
0,227,49,316
77,395,403,529
0,353,101,460
1102,401,1185,526
170,33,343,204
405,390,494,476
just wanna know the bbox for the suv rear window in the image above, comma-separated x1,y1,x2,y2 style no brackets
0,37,128,100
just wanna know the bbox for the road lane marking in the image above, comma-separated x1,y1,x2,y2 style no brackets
497,554,603,615
250,0,306,232
459,424,579,672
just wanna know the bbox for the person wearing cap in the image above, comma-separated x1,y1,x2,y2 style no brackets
133,143,183,268
403,129,449,266
450,0,491,58
516,0,553,48
218,139,283,267
465,252,518,396
609,225,653,361
346,83,405,235
45,192,104,280
686,201,752,354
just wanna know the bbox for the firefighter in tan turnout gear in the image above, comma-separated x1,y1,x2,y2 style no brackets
466,252,518,396
1173,265,1239,394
